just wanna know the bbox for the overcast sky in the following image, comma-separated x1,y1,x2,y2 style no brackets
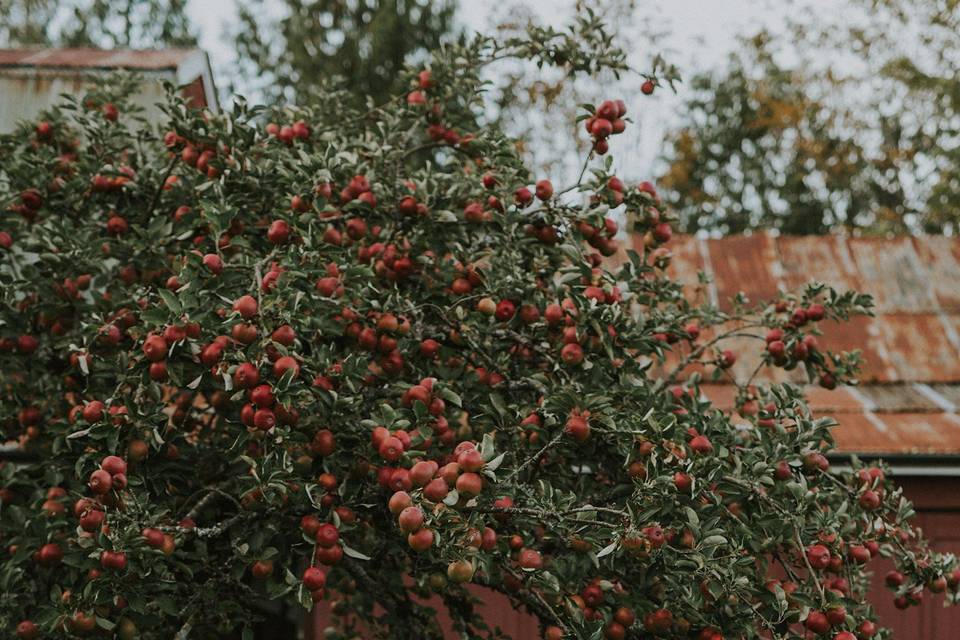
183,0,836,179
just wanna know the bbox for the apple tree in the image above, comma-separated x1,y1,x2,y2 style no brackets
0,17,956,640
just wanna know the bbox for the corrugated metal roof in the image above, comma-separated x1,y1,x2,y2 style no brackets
911,236,960,312
0,48,199,70
707,234,782,310
631,233,960,457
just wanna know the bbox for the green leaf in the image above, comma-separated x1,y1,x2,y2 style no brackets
156,596,180,615
489,392,507,420
341,544,371,561
486,452,506,471
479,432,496,460
96,617,116,631
157,289,182,315
701,535,727,548
437,387,462,407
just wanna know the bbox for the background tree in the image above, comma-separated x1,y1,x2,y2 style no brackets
1,16,958,640
656,32,898,235
658,0,960,235
232,0,458,104
0,0,196,48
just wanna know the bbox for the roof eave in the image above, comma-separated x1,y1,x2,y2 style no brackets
830,451,960,476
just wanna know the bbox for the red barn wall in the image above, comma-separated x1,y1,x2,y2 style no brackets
868,476,960,638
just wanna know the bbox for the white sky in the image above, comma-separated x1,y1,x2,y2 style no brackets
184,0,839,179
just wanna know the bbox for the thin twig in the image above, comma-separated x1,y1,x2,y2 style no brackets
558,151,593,197
664,324,766,384
499,563,565,626
505,431,564,482
145,155,179,220
795,529,827,605
0,445,40,463
466,504,627,529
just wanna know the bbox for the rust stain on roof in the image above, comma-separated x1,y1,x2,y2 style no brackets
701,384,960,456
776,235,862,294
0,48,199,71
707,234,781,312
700,383,864,413
854,385,941,413
653,232,960,385
664,235,709,304
815,316,897,382
879,314,960,383
911,235,960,313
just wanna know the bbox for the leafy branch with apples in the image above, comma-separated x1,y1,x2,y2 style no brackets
0,14,955,640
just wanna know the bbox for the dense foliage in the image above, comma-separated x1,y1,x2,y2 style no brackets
658,0,960,235
0,0,196,49
232,0,459,104
1,22,957,640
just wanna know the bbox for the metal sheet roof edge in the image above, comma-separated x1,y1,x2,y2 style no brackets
831,463,960,477
829,452,960,465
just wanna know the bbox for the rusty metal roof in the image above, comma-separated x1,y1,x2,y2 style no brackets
0,48,201,71
633,233,960,457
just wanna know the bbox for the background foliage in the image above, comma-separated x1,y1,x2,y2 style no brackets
0,0,196,48
658,0,960,235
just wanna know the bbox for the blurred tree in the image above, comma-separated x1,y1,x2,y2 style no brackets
0,0,196,48
657,33,910,235
659,0,960,235
232,0,459,104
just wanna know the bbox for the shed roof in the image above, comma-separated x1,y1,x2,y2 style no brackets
630,233,960,459
0,47,200,71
